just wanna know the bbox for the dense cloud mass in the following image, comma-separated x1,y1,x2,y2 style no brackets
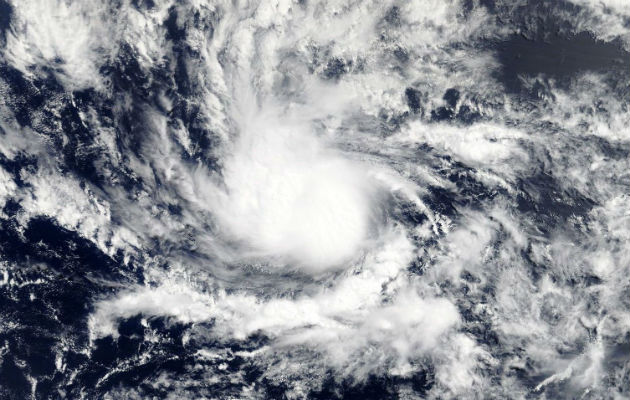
0,0,629,398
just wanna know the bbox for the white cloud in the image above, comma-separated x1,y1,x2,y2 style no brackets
4,0,115,90
201,107,380,272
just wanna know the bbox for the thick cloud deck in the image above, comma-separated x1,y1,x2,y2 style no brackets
210,110,375,271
